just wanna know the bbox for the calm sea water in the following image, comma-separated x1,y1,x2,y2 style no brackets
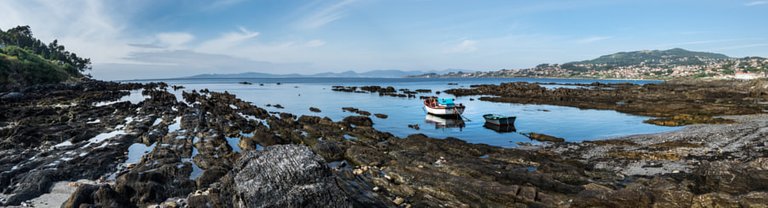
133,77,680,148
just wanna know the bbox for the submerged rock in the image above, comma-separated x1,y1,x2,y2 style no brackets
525,132,565,143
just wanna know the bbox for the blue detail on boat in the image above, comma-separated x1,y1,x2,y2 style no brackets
438,98,455,106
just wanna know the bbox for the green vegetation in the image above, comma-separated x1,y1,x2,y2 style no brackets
0,25,91,86
563,48,731,71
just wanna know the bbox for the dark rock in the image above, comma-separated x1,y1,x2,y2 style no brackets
0,92,23,100
312,140,346,161
525,132,565,143
343,116,373,127
374,113,388,119
233,145,353,207
309,107,322,113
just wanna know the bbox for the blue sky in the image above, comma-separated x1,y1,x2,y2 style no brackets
1,0,767,80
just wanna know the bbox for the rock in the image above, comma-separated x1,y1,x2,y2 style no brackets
343,116,373,127
525,132,565,143
233,145,353,207
309,107,322,113
374,113,388,119
393,197,405,205
644,114,735,126
312,140,346,161
0,92,23,100
357,111,371,116
691,193,739,208
407,124,420,130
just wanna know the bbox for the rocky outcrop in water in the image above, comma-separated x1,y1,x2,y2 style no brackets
445,79,768,125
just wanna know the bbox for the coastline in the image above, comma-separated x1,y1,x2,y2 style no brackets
2,80,768,207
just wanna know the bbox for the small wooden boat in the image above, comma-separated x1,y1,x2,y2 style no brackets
483,114,516,126
423,97,465,116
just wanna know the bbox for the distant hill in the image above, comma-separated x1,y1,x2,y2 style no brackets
562,48,731,71
408,48,766,80
187,72,304,79
185,69,474,79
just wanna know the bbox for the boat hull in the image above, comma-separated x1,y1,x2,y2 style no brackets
483,115,516,126
424,106,465,116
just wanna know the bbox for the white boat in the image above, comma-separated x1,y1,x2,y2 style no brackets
423,97,465,116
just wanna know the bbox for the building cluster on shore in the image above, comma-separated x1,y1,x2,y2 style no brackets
412,51,768,80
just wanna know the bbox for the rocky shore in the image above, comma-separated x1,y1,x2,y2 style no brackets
1,80,768,207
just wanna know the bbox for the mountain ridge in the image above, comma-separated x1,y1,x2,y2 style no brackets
184,69,475,79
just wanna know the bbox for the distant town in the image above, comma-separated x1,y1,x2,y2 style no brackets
411,48,768,80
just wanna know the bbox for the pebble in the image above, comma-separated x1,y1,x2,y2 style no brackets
353,169,364,175
393,197,405,205
373,186,380,192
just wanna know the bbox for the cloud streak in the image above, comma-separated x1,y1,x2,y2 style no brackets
296,0,357,29
156,32,194,48
445,40,478,53
745,1,768,6
576,36,612,44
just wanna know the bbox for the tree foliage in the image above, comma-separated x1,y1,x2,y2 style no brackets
0,25,91,86
0,25,91,75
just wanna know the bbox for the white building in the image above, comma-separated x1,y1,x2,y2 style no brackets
735,71,758,80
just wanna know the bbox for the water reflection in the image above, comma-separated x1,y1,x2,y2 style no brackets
425,114,466,130
483,123,517,133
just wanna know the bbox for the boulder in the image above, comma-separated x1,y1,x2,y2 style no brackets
233,145,353,207
343,116,373,127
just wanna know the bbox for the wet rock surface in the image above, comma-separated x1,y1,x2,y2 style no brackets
2,80,768,207
233,145,354,207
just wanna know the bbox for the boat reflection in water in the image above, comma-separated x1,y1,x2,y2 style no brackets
483,123,517,133
425,114,465,130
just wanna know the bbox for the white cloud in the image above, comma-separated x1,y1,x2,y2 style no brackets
445,40,478,53
197,27,259,52
296,0,357,29
576,36,612,44
305,40,326,47
0,0,135,64
156,32,195,48
91,50,313,80
745,1,768,6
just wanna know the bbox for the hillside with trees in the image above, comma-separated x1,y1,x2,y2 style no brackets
410,48,767,80
0,26,91,87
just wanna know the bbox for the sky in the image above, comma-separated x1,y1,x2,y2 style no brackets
1,0,767,80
